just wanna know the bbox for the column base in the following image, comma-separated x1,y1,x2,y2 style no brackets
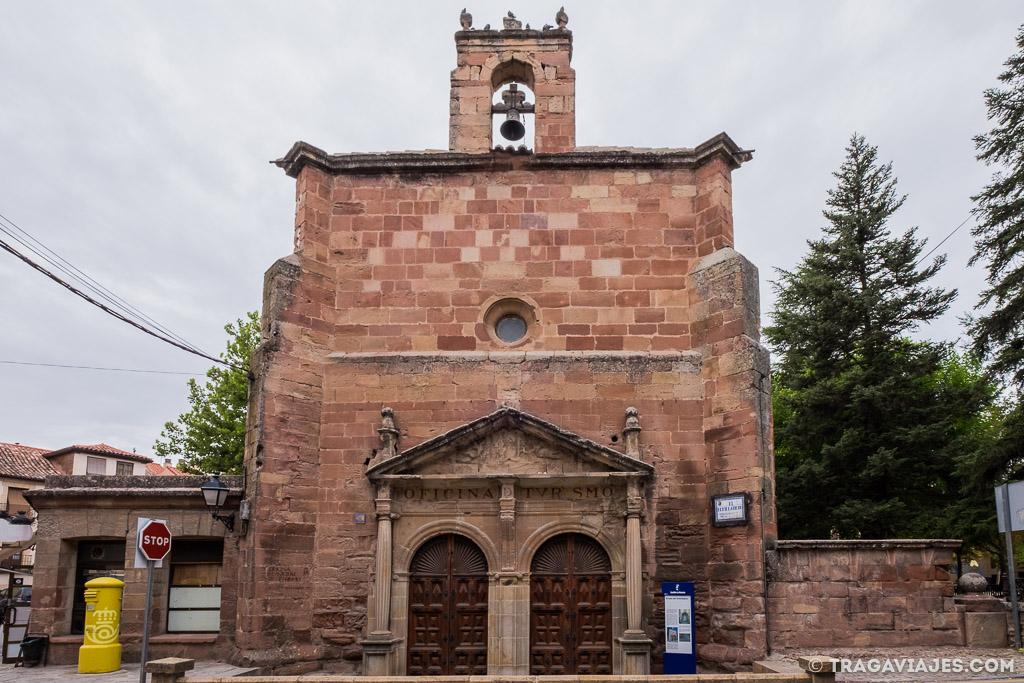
618,630,653,675
361,633,402,676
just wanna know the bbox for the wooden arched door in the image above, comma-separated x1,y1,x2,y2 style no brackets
530,533,613,675
407,534,489,675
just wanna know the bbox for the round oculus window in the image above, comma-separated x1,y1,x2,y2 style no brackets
495,314,528,343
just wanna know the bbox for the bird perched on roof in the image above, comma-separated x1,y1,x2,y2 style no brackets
542,23,553,30
483,23,490,30
556,6,569,28
460,8,472,30
508,11,516,18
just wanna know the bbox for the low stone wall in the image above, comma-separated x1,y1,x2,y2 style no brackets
767,540,966,648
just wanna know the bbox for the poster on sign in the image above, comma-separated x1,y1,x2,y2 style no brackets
664,594,693,654
662,582,696,674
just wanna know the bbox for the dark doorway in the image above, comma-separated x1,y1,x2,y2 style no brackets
530,533,613,675
71,540,126,634
407,534,488,675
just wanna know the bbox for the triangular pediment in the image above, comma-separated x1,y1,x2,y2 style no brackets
366,407,652,479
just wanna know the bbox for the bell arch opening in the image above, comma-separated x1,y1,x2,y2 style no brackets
491,81,536,150
490,58,537,91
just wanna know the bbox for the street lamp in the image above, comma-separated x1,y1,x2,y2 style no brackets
200,475,235,532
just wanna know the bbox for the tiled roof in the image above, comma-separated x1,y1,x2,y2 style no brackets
0,442,62,481
44,443,153,464
145,462,185,476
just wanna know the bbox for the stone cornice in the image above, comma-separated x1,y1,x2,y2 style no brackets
25,474,243,508
327,349,702,364
273,133,752,178
776,539,962,550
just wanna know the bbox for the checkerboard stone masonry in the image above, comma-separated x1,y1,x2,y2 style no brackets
235,20,771,675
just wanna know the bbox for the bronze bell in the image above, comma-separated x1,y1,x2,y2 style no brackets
499,108,526,141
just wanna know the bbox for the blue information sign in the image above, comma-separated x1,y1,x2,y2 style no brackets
662,582,696,675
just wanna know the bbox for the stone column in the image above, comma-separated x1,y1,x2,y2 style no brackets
499,479,517,571
618,475,652,674
492,479,526,675
626,513,642,631
374,510,393,634
362,482,400,675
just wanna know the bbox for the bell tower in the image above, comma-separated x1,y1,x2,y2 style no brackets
449,10,575,153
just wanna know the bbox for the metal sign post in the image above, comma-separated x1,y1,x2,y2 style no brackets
140,559,155,683
1000,485,1022,649
136,519,172,683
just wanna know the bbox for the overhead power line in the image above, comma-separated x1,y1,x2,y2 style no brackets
0,212,208,355
0,229,245,374
0,360,205,376
917,215,973,266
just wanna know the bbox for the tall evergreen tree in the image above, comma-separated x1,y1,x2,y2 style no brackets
970,25,1024,389
154,312,259,475
767,134,977,539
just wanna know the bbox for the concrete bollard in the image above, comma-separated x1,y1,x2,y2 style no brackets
144,657,195,683
798,655,838,683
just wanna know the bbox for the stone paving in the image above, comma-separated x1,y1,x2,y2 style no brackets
0,661,255,682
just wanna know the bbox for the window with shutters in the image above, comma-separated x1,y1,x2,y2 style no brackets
167,539,223,633
115,461,133,476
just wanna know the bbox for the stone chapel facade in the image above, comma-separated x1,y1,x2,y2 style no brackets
238,16,774,675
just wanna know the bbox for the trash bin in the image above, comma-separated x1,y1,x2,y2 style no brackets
20,634,48,667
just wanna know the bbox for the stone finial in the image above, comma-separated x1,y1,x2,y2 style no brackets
377,407,399,459
958,571,988,593
503,11,522,30
460,8,473,30
623,407,641,458
555,6,568,28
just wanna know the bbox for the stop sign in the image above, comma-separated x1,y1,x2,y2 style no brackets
138,519,172,562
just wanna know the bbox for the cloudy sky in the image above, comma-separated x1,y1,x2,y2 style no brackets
1,1,1020,456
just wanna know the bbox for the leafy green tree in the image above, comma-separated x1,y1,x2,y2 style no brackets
766,134,981,539
154,312,259,474
917,352,1004,553
966,25,1024,527
773,349,1001,543
970,25,1024,389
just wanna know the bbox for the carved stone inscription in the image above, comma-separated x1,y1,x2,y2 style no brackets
396,486,498,501
393,485,619,501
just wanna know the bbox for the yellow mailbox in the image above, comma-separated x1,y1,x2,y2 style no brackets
78,576,124,674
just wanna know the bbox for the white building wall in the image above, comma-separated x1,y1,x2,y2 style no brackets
71,453,148,475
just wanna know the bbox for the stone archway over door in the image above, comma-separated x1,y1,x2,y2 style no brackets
530,534,613,675
407,534,488,675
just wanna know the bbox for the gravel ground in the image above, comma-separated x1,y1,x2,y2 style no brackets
767,647,1024,682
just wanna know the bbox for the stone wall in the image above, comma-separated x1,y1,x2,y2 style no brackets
767,540,966,648
241,135,772,674
240,21,773,675
26,475,241,665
